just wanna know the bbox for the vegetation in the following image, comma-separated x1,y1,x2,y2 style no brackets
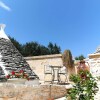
6,70,30,80
66,70,98,100
9,36,61,57
9,36,23,54
75,55,85,60
62,50,74,68
48,42,61,54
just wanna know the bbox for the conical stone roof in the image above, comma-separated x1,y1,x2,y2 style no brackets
95,45,100,53
0,24,39,81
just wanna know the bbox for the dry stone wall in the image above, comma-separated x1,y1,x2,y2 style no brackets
0,38,38,80
0,83,67,100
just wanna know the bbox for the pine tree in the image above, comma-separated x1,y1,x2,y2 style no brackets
75,55,85,60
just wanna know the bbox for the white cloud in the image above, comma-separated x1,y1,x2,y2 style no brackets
0,1,11,11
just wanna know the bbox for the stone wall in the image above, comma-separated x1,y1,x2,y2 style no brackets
0,38,38,80
86,53,100,77
0,83,67,100
25,54,63,81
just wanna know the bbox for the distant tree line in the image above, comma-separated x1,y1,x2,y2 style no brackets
9,36,61,57
75,55,85,60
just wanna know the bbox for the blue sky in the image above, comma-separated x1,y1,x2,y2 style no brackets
0,0,100,57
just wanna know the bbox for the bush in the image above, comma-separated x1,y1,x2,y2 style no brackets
62,50,73,68
66,70,98,100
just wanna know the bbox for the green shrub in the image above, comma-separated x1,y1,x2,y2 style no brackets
66,70,98,100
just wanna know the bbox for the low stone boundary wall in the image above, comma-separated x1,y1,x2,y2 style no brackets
0,83,67,100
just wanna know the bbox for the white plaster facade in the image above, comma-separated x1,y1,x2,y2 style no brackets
0,24,9,40
86,53,100,77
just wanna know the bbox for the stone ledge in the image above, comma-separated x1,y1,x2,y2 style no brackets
88,53,100,59
0,83,67,100
24,54,62,60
